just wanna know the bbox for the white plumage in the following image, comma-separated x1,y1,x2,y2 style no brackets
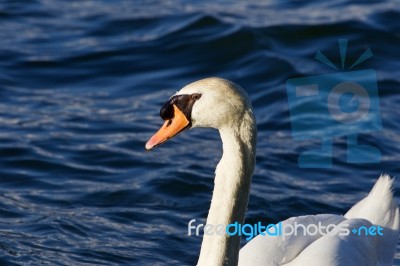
148,77,400,266
240,176,400,266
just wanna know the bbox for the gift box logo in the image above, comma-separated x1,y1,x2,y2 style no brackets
286,39,382,168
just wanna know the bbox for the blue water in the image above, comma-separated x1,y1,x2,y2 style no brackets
0,0,399,265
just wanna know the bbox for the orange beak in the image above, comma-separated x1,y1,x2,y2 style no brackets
145,104,190,150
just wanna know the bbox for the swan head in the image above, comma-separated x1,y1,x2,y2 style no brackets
145,77,253,150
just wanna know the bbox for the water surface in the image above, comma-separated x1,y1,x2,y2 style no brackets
0,1,399,265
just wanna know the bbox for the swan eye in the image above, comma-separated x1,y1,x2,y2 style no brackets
159,94,200,123
191,93,202,101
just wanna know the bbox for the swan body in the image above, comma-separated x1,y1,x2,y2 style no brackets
145,77,400,266
239,175,399,266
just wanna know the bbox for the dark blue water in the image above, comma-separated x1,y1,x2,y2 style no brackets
0,0,399,265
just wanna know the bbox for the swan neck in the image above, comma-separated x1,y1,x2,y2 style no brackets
197,114,256,266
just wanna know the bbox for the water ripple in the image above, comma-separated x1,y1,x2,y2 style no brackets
0,0,399,265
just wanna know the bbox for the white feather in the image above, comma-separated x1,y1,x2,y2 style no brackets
172,78,399,266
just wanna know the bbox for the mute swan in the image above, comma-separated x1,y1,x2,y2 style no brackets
145,77,400,266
